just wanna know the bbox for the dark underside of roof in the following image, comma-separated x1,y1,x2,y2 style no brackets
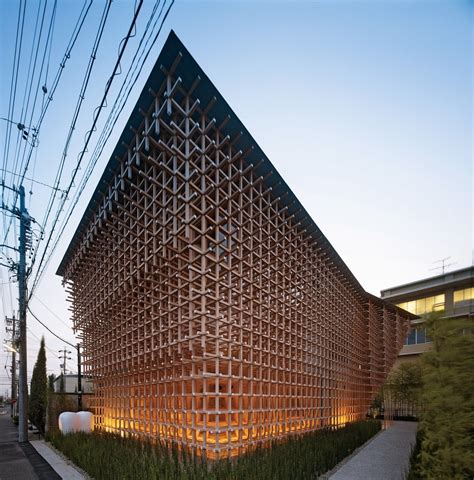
55,30,411,319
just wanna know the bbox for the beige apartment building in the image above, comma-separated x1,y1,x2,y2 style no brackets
381,266,474,367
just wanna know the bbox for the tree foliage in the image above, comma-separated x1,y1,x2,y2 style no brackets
48,374,56,393
415,314,474,479
29,336,48,434
385,361,422,418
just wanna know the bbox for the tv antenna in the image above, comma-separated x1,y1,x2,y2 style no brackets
430,257,456,275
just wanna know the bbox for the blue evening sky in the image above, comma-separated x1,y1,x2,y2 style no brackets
0,0,471,383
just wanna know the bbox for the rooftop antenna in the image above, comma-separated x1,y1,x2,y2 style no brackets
430,257,456,275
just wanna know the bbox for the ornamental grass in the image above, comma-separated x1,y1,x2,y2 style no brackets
47,419,380,479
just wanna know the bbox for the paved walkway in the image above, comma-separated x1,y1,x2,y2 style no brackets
329,421,418,480
0,408,83,480
0,408,39,480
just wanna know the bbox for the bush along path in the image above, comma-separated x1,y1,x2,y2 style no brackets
47,419,381,480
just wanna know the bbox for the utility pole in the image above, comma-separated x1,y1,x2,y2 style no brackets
77,343,82,410
2,183,33,441
5,314,19,417
18,185,29,443
58,347,72,375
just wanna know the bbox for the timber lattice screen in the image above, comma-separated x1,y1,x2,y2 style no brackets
59,33,411,459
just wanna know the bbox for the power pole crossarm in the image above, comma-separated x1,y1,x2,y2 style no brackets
58,348,72,375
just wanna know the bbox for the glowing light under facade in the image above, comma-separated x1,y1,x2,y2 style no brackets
57,31,412,458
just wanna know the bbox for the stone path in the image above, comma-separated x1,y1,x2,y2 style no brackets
329,421,418,480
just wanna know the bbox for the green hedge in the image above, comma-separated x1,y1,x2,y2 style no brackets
47,420,380,479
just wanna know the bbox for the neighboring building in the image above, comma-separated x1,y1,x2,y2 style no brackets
381,266,474,367
53,374,94,394
57,31,413,458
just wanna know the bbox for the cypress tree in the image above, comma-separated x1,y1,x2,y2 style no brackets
29,336,47,434
48,374,55,393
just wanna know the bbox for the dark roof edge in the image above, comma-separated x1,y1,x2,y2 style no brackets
366,293,419,320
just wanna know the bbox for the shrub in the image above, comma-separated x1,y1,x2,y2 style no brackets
407,431,422,480
416,315,474,479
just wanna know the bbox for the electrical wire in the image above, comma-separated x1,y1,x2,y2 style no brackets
1,0,26,193
31,293,71,330
90,0,163,164
0,168,66,193
1,0,26,271
1,0,93,253
27,326,61,358
31,0,175,294
27,307,76,349
28,0,113,276
42,0,57,93
10,0,47,187
13,0,58,204
29,0,146,297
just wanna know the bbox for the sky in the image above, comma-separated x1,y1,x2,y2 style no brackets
0,0,472,395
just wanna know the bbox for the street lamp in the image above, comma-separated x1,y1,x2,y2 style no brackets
3,342,19,354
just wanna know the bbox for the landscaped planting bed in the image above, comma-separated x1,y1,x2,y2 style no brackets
47,420,381,479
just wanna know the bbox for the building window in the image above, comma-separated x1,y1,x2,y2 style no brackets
416,327,426,344
406,328,416,345
404,326,430,345
454,287,474,304
397,294,445,315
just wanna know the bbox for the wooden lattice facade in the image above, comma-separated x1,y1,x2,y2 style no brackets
57,31,414,458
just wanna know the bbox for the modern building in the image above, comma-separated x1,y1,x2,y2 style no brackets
52,374,94,394
381,265,474,367
57,31,414,458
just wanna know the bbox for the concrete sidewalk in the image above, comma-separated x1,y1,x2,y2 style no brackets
0,408,84,480
329,421,418,480
0,409,44,480
0,409,36,480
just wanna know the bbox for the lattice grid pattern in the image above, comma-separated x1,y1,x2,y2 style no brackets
59,32,412,459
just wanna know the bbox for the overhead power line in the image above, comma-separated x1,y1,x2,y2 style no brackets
27,307,76,349
89,0,164,163
28,0,113,278
1,0,27,274
2,0,27,198
1,0,93,255
0,168,66,193
11,0,58,210
31,293,71,330
29,0,148,296
31,0,175,294
11,0,48,189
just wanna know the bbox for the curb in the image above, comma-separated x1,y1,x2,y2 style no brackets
30,439,90,480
